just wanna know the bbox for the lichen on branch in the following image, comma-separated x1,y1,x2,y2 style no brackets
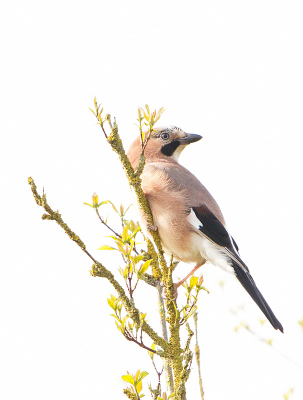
28,101,207,400
28,177,86,251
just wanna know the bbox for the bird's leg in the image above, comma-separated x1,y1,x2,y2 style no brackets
162,262,205,299
175,262,205,289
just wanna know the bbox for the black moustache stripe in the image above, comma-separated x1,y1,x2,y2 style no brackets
161,141,180,156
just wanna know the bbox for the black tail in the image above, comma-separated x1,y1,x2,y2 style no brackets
232,261,283,333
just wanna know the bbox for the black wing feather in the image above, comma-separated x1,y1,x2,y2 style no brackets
192,205,283,332
193,205,237,252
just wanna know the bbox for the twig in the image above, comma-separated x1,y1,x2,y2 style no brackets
28,177,171,354
124,328,157,354
95,208,122,238
157,283,174,395
102,115,186,398
194,312,204,400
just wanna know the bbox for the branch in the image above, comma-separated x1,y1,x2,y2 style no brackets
28,177,171,354
193,312,204,400
99,111,187,398
124,328,157,354
91,263,170,353
106,121,167,275
95,207,122,239
157,283,174,395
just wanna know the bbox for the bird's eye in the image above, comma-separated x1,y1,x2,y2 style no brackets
161,132,170,140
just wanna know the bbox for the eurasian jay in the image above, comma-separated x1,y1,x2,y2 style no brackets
127,126,283,332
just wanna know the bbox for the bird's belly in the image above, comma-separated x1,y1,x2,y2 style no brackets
136,189,234,273
156,217,205,264
159,224,235,274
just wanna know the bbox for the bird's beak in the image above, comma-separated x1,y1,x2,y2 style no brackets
178,133,202,144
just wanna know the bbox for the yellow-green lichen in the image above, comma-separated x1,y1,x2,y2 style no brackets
28,177,86,251
147,239,162,280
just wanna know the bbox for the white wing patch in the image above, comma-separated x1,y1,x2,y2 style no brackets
187,209,235,275
187,208,203,229
228,231,240,256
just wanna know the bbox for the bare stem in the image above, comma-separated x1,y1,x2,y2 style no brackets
124,328,157,354
95,208,122,238
157,283,174,395
194,312,204,400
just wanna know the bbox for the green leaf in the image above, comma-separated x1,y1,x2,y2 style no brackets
106,235,119,240
154,107,166,123
107,200,118,213
107,298,115,309
130,226,141,239
136,380,142,393
200,286,209,294
141,107,149,121
110,313,121,322
122,374,135,385
133,254,144,264
83,202,93,207
141,130,145,143
148,343,155,359
134,369,141,382
138,259,151,275
113,236,124,245
186,305,197,321
130,220,137,231
129,240,135,255
116,241,126,254
119,267,128,279
124,204,132,215
122,226,129,242
127,262,133,274
98,245,117,251
128,321,135,331
115,320,122,332
138,371,149,381
283,388,295,400
189,275,198,288
124,220,132,231
98,200,108,206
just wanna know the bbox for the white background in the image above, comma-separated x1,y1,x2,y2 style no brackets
1,1,303,399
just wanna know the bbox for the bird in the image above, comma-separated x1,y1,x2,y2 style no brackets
127,126,283,333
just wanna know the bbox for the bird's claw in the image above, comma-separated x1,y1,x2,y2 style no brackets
147,223,158,232
161,282,179,300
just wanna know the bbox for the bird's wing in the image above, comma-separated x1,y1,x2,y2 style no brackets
146,161,227,224
191,204,283,332
191,204,247,271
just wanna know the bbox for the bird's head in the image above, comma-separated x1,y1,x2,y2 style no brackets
127,126,202,169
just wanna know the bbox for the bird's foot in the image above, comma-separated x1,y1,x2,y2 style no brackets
147,222,158,232
161,282,179,300
160,263,206,300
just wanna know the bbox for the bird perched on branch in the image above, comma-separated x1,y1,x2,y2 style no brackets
127,126,283,332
